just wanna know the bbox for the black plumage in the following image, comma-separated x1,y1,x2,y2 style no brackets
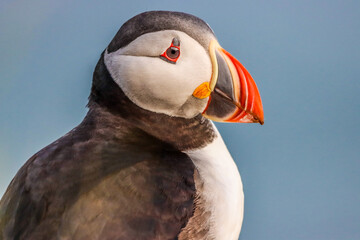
0,45,215,239
107,11,214,53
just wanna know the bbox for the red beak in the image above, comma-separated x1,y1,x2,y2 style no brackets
220,49,264,124
202,42,264,125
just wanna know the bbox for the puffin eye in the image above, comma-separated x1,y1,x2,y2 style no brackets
160,38,180,63
166,47,180,59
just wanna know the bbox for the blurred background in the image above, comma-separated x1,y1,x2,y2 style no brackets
0,0,359,239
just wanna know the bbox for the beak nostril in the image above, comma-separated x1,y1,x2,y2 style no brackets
214,88,264,125
214,87,233,102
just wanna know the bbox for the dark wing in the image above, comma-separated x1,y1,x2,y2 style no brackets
57,150,196,240
0,155,40,240
0,127,196,240
0,154,54,240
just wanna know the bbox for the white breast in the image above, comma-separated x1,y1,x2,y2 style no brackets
184,123,244,240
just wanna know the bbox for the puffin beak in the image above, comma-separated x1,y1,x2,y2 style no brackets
193,40,264,125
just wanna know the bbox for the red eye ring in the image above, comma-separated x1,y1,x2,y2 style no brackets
160,40,180,63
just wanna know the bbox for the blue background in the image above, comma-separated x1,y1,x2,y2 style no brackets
1,0,359,239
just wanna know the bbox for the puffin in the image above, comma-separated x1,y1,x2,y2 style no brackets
0,11,264,240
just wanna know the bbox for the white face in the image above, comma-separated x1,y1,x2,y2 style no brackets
104,30,213,118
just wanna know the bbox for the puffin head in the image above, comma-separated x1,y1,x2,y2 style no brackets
95,11,264,125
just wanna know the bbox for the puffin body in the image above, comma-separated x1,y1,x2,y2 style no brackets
0,11,264,240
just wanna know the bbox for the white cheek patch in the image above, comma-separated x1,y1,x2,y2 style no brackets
104,30,213,118
106,55,188,109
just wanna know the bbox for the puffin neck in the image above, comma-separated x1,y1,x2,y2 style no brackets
87,52,216,151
